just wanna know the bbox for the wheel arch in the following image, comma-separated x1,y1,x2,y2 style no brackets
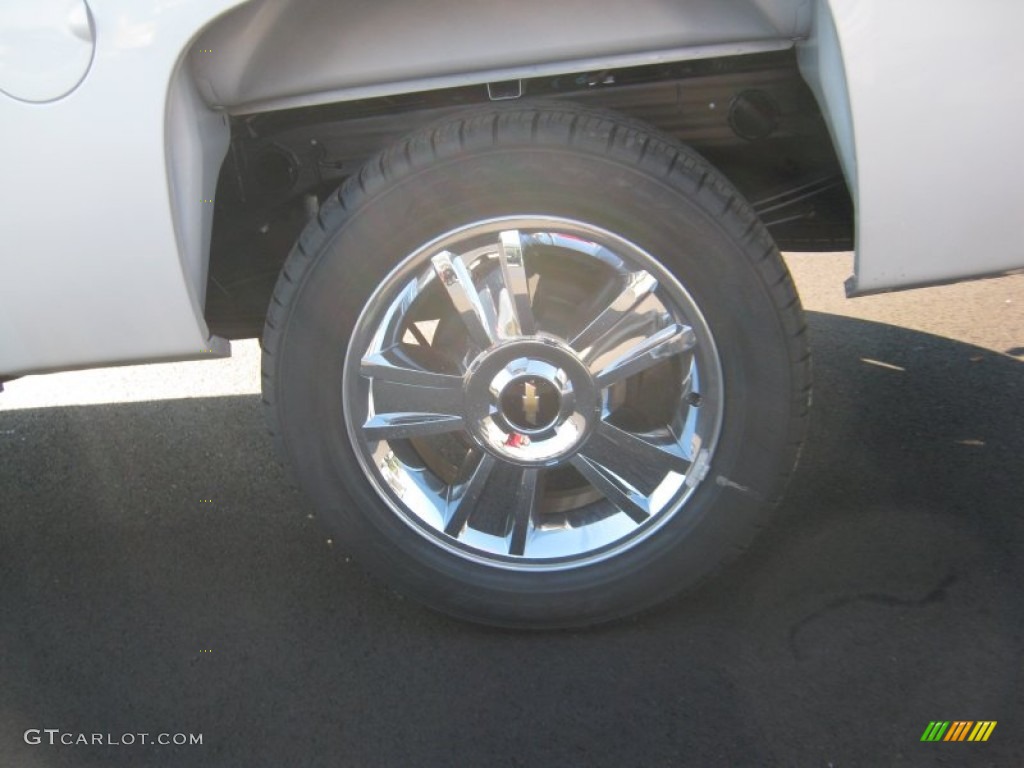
189,0,811,114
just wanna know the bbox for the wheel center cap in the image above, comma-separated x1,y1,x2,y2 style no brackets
463,338,600,467
500,376,561,432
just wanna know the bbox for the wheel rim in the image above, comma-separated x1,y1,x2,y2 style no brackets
343,216,724,570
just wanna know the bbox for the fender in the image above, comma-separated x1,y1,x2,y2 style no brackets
0,0,246,377
800,0,1024,294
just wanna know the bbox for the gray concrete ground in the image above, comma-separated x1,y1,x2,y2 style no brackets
1,254,1022,767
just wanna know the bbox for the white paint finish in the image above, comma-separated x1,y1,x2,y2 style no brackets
166,66,231,311
193,0,810,113
752,0,813,38
828,0,1024,293
215,40,798,116
796,1,856,198
0,0,95,102
795,0,858,285
0,0,245,377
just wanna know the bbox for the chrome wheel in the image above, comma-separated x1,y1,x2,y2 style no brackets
344,216,724,569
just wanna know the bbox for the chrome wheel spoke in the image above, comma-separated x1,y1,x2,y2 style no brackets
507,467,540,556
363,413,464,440
444,452,497,537
466,462,544,552
496,230,536,336
361,351,466,440
570,454,650,524
570,270,658,354
431,250,496,348
592,323,696,389
576,420,690,495
361,350,464,390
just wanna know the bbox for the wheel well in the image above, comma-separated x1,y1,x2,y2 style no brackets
205,49,852,339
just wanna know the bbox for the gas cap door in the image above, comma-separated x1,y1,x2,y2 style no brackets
0,0,95,103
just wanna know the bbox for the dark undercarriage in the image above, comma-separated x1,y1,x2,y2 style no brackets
205,48,852,340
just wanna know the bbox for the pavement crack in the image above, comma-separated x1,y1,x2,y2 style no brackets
787,571,957,660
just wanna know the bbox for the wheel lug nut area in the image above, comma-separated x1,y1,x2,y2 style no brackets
463,340,600,466
498,375,561,432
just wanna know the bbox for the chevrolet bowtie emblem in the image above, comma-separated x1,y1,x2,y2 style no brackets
522,381,540,425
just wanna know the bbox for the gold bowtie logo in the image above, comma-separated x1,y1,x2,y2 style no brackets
522,381,540,426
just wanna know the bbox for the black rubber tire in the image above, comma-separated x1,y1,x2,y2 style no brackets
261,102,810,629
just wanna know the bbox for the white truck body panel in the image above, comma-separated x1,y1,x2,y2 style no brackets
0,0,242,377
1,0,1022,377
823,0,1024,294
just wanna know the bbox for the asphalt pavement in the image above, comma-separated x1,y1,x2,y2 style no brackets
1,254,1022,767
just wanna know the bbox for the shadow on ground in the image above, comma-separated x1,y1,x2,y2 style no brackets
0,312,1021,767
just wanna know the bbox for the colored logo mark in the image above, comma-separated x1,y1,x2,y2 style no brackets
920,721,996,742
